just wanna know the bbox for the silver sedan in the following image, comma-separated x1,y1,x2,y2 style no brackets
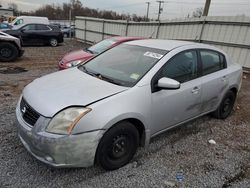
16,39,242,170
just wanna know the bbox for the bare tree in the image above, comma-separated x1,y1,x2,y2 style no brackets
21,2,146,21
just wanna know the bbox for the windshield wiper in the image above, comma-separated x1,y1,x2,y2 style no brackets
97,74,124,86
80,66,97,77
80,66,125,86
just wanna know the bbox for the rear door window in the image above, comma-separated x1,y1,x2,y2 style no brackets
200,50,226,75
36,24,50,31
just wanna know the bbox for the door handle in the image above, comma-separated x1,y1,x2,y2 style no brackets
191,86,200,94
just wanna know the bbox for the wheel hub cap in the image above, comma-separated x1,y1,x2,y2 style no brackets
0,48,11,57
223,98,231,112
51,40,57,46
111,135,128,159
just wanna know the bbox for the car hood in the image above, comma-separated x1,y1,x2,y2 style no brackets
3,29,18,34
0,31,21,47
0,31,17,39
63,49,93,63
23,68,128,117
0,28,11,32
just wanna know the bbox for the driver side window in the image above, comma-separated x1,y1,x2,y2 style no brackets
22,24,36,31
161,50,198,83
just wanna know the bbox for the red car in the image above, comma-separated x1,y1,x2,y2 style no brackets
58,36,144,70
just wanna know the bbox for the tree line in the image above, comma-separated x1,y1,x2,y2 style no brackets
16,0,149,22
8,0,205,22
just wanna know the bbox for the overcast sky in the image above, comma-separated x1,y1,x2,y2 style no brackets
1,0,250,19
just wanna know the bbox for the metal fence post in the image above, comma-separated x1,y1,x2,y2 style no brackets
84,18,87,43
125,19,129,36
69,9,72,39
102,19,105,39
198,17,207,42
156,21,161,38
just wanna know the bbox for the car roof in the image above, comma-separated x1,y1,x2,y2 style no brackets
125,39,203,51
110,36,144,42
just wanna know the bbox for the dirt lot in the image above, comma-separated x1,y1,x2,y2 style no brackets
0,39,249,188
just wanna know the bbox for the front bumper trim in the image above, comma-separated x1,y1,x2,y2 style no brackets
16,101,104,168
18,125,104,168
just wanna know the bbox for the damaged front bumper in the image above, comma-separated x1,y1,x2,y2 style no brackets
16,104,104,168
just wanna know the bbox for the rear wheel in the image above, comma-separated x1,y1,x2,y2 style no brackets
0,42,18,62
49,38,58,47
212,90,236,119
96,121,139,170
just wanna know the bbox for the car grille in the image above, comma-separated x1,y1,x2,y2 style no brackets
20,98,40,126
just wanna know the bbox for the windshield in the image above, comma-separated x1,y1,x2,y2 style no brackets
11,18,23,26
79,44,167,87
87,38,118,54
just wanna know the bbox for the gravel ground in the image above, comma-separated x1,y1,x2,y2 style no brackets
0,39,249,188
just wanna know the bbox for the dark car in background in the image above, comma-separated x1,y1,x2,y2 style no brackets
61,25,75,38
51,23,61,29
4,23,63,47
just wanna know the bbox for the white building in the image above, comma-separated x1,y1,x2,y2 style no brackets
0,8,14,17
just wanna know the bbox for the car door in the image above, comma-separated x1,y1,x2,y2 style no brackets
151,50,202,135
198,49,229,113
35,24,51,44
20,24,37,45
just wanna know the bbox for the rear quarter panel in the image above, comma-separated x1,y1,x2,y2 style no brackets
227,63,243,92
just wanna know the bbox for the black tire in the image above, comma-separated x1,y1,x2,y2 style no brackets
49,38,58,47
96,121,139,170
0,42,19,62
212,90,236,119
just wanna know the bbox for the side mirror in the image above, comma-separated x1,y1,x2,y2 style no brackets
157,77,180,89
20,29,25,32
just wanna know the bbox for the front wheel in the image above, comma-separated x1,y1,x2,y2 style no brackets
96,121,139,170
49,38,58,47
212,90,236,119
0,42,19,62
